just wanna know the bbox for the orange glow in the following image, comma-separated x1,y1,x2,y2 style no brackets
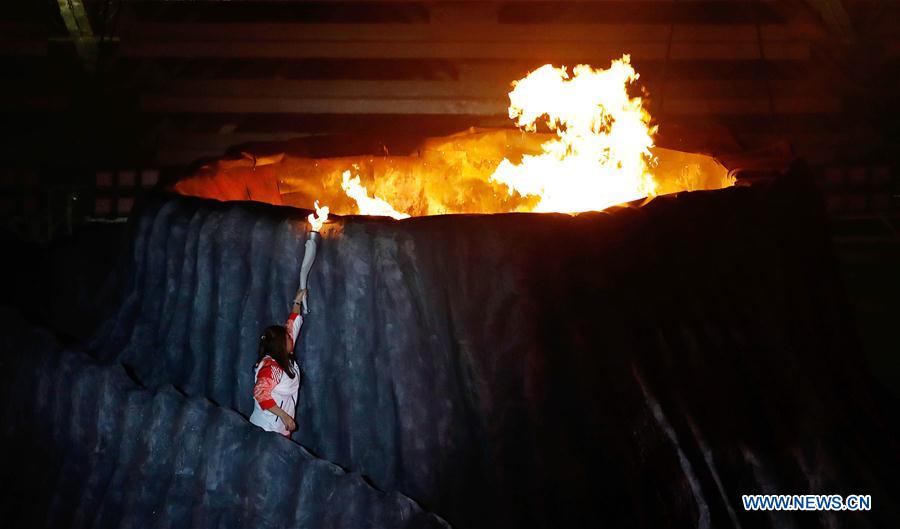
174,56,735,217
341,170,411,219
327,56,659,216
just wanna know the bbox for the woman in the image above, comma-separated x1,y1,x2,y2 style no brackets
250,287,306,436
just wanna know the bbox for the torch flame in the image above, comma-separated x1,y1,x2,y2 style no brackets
490,55,657,213
341,170,411,219
307,200,329,232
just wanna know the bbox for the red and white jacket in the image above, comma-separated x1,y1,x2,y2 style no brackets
249,312,302,436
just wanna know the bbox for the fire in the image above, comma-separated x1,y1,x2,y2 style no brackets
307,200,329,231
332,55,657,216
340,170,411,220
175,56,735,215
490,55,657,213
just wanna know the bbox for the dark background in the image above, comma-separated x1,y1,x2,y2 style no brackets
0,0,898,397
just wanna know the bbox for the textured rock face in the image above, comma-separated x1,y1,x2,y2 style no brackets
0,317,449,529
3,168,898,528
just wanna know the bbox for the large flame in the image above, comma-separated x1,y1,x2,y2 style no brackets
307,200,329,231
490,56,657,213
332,55,658,216
176,56,735,216
341,170,411,219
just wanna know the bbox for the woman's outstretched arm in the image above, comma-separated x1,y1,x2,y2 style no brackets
291,287,307,316
286,287,307,349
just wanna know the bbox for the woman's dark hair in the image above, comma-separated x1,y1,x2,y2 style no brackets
255,325,295,378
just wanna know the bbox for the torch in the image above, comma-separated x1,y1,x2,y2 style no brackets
299,201,329,314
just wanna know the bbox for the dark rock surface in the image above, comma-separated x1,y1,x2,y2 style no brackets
0,313,449,529
3,165,898,528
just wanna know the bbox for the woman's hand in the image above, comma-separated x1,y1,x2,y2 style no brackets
294,288,308,305
292,288,308,312
282,415,297,432
270,405,297,432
